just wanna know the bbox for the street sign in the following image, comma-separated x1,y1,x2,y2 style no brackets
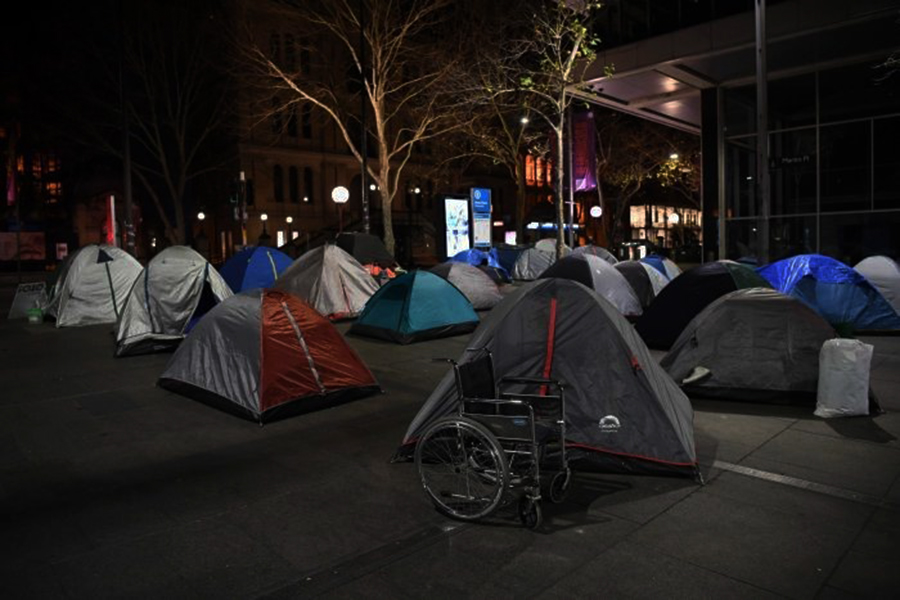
470,187,492,249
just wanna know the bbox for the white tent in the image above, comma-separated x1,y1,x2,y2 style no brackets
274,244,379,320
855,255,900,314
115,246,232,356
45,244,141,327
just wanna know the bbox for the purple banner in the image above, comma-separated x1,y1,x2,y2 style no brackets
573,111,597,192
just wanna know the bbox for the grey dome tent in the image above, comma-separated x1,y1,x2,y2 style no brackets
45,244,142,327
661,288,836,401
430,261,503,310
635,260,772,350
614,260,670,309
115,246,233,356
275,244,378,320
158,289,381,423
394,279,699,478
855,255,900,314
540,254,642,317
336,232,396,269
571,244,618,264
534,238,571,256
511,248,555,281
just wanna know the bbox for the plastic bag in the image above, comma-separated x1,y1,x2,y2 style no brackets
814,339,873,418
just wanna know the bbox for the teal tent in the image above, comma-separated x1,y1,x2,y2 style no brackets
349,270,478,344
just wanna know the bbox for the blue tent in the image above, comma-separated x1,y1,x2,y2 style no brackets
641,255,682,280
349,270,479,344
450,248,510,279
220,246,294,292
758,254,900,331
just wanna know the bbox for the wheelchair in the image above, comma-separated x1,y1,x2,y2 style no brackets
414,349,570,529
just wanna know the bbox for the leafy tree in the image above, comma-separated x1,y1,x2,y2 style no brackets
592,111,700,248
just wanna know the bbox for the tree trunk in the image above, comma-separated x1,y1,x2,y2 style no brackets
555,122,565,260
379,164,395,256
515,156,527,244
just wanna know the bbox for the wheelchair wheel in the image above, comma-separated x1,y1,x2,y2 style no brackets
548,469,571,504
518,496,543,530
415,416,509,522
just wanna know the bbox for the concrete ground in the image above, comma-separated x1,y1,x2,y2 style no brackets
1,278,899,599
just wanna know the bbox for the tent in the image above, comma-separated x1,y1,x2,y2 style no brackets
635,260,772,350
219,246,293,293
490,245,527,274
854,255,900,314
430,261,503,310
641,254,682,280
478,264,511,285
511,247,555,281
274,244,379,320
394,279,699,478
349,270,479,344
571,244,618,264
158,289,380,423
45,244,142,327
115,246,233,356
534,238,571,256
336,232,396,268
758,254,900,332
540,254,642,317
614,260,670,309
661,288,836,401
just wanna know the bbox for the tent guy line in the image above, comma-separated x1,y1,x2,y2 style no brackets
711,460,900,511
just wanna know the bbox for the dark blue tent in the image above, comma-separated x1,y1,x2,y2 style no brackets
220,246,294,293
758,254,900,332
349,270,479,344
451,249,510,279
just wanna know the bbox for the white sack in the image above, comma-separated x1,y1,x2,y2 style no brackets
814,338,873,418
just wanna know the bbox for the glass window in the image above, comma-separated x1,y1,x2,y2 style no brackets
303,167,314,203
819,62,900,124
725,138,757,218
271,97,282,134
273,165,284,203
269,32,281,62
820,122,871,212
725,219,760,262
284,34,296,71
768,73,815,131
770,215,817,261
770,127,816,215
301,104,312,139
287,108,297,138
819,211,900,266
289,166,299,203
874,116,900,210
724,85,755,137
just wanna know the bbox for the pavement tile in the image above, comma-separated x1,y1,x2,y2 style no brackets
627,482,864,598
790,413,900,449
827,548,900,599
0,565,68,600
743,428,900,498
567,471,700,524
534,539,781,599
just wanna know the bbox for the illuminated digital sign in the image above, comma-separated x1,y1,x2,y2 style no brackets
443,196,470,257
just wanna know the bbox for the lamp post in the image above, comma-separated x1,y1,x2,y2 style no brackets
332,186,349,234
286,215,294,241
258,212,271,247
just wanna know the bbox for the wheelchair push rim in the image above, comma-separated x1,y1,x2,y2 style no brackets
415,416,509,521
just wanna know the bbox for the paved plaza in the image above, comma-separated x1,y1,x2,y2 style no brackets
1,276,899,598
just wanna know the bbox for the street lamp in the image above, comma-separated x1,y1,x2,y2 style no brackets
669,152,679,160
197,211,206,221
331,186,349,234
258,212,270,247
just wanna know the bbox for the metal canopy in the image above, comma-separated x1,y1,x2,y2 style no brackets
569,0,900,133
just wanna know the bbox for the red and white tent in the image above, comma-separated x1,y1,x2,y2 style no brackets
158,289,380,422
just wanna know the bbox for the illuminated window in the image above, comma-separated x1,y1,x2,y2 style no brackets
525,155,536,186
535,158,545,187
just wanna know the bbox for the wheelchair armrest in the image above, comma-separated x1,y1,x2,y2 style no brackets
499,376,566,389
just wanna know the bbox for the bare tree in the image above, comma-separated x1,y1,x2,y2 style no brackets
73,2,229,247
242,0,465,255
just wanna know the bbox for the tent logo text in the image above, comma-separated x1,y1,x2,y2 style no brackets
598,415,621,432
